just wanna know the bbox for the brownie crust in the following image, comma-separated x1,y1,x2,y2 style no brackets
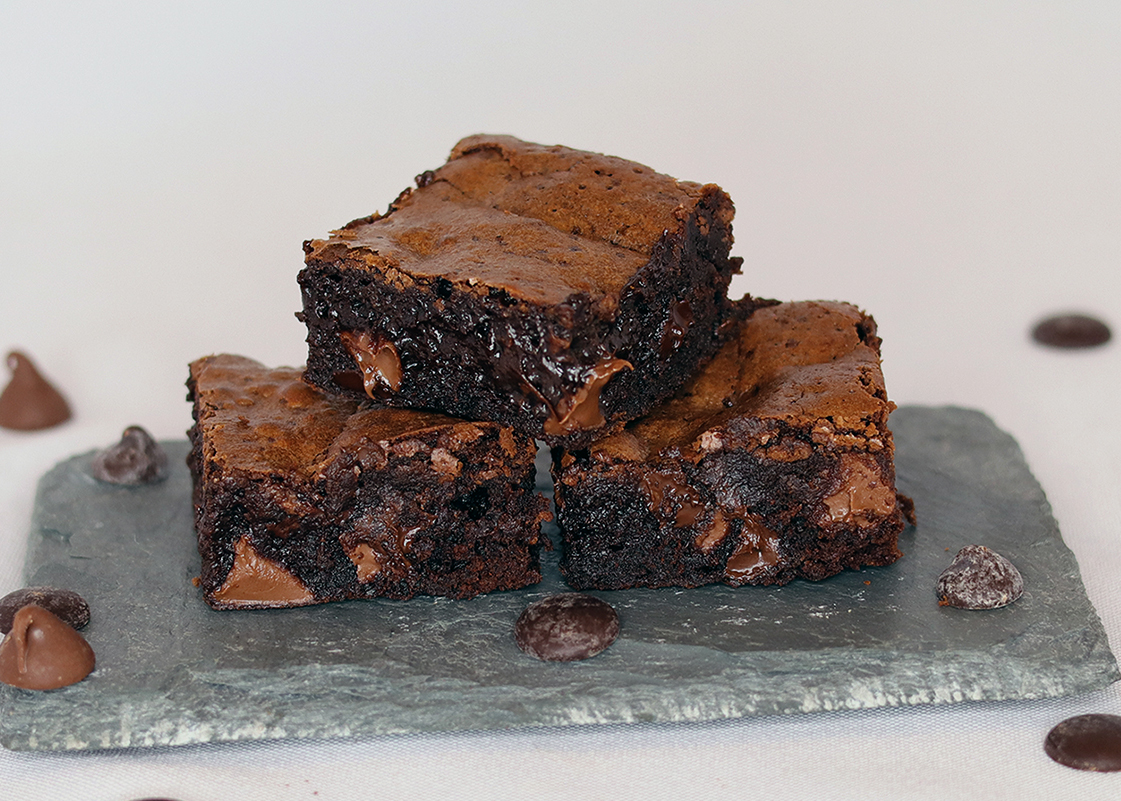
187,354,550,609
298,134,743,448
552,300,912,590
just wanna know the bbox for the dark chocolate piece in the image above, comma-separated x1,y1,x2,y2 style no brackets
298,134,745,448
0,587,90,634
187,354,551,609
1045,714,1121,772
0,351,71,431
0,605,95,690
1032,314,1111,348
936,545,1023,609
514,593,620,662
91,426,169,485
552,300,910,590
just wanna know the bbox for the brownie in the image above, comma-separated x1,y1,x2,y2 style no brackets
186,354,551,609
551,300,914,590
298,134,744,448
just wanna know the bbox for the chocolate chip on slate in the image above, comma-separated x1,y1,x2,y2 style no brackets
91,425,169,485
1045,714,1121,772
1032,314,1111,349
936,545,1024,610
0,351,72,431
514,593,620,662
0,605,96,690
0,586,90,634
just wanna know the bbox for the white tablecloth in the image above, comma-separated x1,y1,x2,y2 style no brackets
2,2,1120,798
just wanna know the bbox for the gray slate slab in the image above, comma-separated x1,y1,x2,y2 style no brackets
1,405,1116,751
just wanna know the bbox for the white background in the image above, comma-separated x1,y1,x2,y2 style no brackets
2,2,1120,798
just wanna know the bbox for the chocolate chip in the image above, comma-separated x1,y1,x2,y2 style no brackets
91,425,169,485
514,593,619,662
1045,714,1121,772
0,587,90,633
0,351,71,431
936,545,1024,609
1032,314,1111,349
0,605,96,690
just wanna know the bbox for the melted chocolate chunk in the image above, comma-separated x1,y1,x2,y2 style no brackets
541,358,632,437
936,544,1023,609
91,426,169,485
514,593,619,662
0,587,90,634
1045,714,1121,772
0,605,96,690
339,330,403,397
659,300,694,359
1032,314,1111,349
0,351,71,431
642,472,704,528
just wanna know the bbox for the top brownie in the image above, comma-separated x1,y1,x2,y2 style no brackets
298,134,744,448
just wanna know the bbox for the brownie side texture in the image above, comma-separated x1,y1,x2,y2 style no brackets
186,354,550,609
551,300,913,590
298,134,744,449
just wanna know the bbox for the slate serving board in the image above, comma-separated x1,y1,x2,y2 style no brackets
1,406,1116,751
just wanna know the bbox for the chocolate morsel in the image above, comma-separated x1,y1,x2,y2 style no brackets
0,587,90,634
0,351,72,431
514,593,619,662
1032,314,1111,349
91,425,169,485
0,605,95,690
1045,714,1121,772
936,544,1024,610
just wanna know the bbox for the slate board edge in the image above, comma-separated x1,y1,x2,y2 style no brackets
1,637,1116,752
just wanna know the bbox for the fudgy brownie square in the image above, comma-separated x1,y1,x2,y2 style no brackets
187,354,550,609
298,134,744,448
551,300,914,590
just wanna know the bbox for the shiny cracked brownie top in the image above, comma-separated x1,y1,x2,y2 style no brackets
588,301,893,461
302,134,735,308
188,354,504,480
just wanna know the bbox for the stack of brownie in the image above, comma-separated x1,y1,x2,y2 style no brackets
188,134,912,609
